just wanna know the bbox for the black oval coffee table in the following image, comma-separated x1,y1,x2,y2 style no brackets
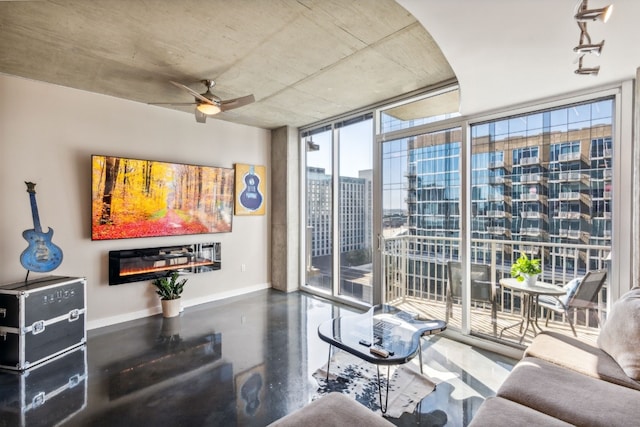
317,304,446,413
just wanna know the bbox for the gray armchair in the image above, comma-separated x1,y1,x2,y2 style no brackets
446,261,497,334
538,269,607,337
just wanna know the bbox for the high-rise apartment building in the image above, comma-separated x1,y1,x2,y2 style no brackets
404,104,612,272
306,167,372,258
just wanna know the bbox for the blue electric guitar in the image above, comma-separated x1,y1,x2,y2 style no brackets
20,182,63,272
239,165,263,211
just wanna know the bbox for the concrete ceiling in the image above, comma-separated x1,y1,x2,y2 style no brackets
0,0,455,129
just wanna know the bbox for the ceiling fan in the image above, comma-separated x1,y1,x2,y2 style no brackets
150,80,255,123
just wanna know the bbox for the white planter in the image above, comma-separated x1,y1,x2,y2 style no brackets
161,298,181,318
524,274,538,287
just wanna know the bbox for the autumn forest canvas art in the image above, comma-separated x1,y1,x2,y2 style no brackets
91,155,234,240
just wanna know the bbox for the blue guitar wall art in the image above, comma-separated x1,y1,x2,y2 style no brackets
20,182,63,273
239,165,264,211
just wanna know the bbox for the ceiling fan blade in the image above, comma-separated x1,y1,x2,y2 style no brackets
194,108,207,123
170,81,215,105
220,94,255,112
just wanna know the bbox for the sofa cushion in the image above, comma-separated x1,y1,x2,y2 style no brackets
525,331,640,391
497,357,640,427
598,287,640,380
268,393,394,427
469,396,573,426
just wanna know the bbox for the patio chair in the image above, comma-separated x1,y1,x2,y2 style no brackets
446,261,497,334
538,269,607,337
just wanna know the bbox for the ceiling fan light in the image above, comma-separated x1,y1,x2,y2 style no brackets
197,103,221,115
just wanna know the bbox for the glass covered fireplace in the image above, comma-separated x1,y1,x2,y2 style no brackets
108,242,221,285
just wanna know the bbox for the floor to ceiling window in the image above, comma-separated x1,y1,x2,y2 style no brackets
468,98,614,343
301,82,631,350
304,126,333,294
302,114,374,305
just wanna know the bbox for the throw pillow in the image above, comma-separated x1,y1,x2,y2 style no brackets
559,277,582,305
597,287,640,380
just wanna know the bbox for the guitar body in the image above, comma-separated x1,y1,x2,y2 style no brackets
20,227,63,272
20,181,64,272
239,171,263,211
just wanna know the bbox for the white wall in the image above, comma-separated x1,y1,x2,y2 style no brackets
0,74,271,329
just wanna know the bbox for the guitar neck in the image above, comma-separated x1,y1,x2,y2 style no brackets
29,192,43,233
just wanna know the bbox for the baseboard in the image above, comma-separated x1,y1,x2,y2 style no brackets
181,282,271,309
87,282,272,330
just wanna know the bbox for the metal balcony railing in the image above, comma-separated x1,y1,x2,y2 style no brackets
521,211,543,219
558,152,581,162
520,156,540,165
382,235,609,345
520,173,542,183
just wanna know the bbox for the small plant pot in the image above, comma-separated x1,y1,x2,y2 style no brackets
524,274,538,287
161,298,181,318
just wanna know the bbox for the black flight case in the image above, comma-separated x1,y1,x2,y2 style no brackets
0,276,86,371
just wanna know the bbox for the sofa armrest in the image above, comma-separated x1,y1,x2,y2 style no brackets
268,393,394,427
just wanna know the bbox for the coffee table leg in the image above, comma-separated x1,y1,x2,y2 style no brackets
326,344,332,381
418,339,424,375
376,365,391,414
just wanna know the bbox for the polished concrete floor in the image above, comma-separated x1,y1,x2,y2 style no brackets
0,289,516,426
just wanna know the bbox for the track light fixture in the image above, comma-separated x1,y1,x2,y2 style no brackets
575,56,600,76
574,41,605,55
573,0,612,75
575,1,613,22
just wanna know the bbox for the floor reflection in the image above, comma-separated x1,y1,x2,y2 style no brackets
0,289,516,426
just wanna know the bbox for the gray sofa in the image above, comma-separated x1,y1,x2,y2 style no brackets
268,392,393,427
471,287,640,426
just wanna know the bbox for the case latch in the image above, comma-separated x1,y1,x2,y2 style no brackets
31,320,45,335
68,374,81,388
69,309,80,322
0,307,6,318
32,391,46,408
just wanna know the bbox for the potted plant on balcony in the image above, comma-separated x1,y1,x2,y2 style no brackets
152,271,187,318
511,253,542,286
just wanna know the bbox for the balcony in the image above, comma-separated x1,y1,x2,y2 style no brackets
558,152,581,162
488,176,506,184
520,173,542,184
520,227,543,237
520,156,540,166
519,193,541,202
487,194,505,202
487,226,507,235
603,169,612,180
603,191,612,199
521,211,543,219
554,211,581,220
558,191,581,200
382,235,609,347
487,210,507,218
604,148,613,158
488,160,505,169
558,229,582,240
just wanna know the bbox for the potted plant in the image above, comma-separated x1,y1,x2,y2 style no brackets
511,253,542,286
152,271,187,318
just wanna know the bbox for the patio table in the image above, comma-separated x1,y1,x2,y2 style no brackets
499,278,566,343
